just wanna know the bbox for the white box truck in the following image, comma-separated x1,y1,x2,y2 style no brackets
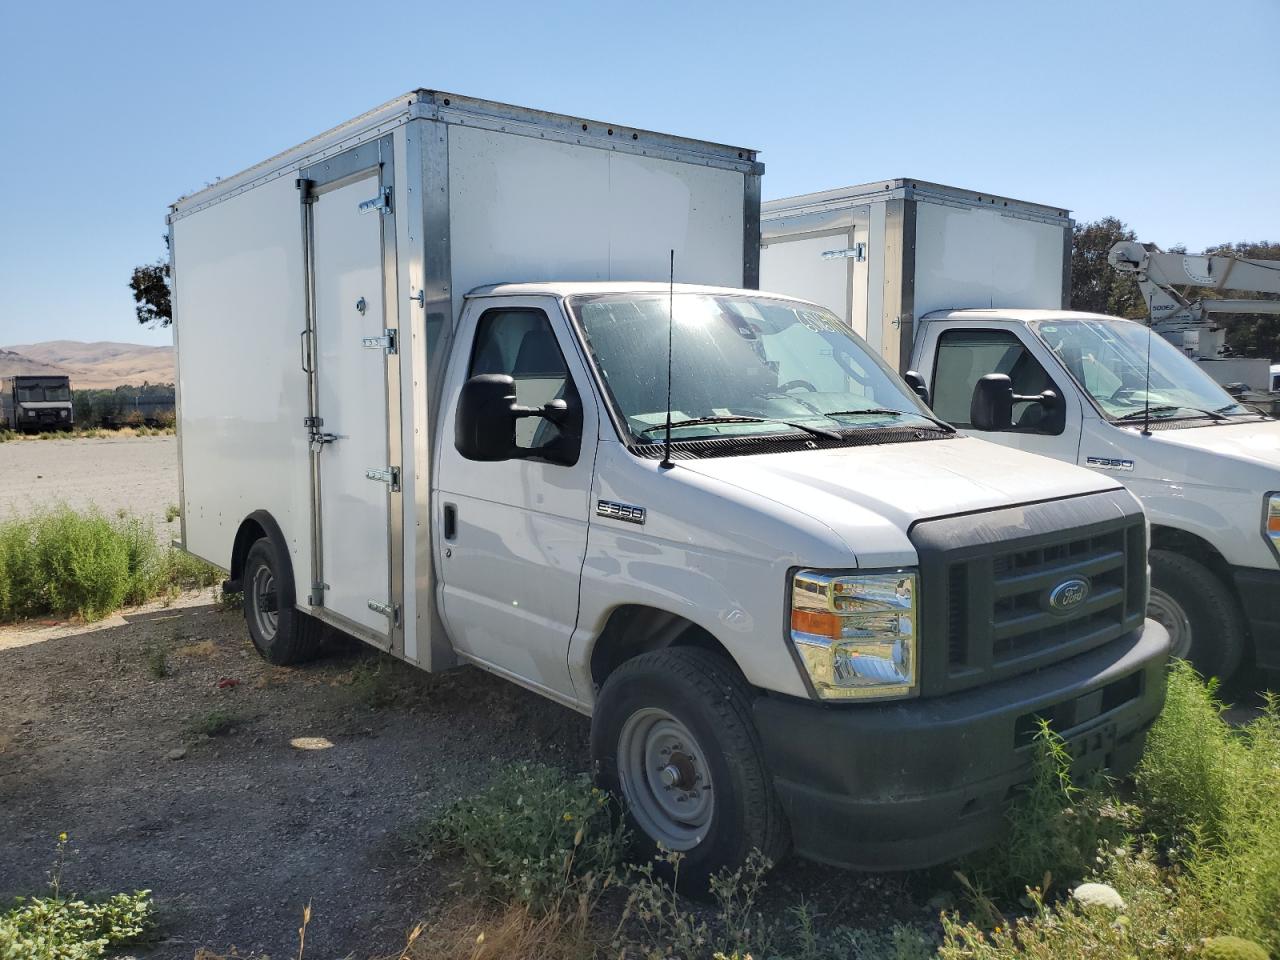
762,178,1280,681
171,98,1167,886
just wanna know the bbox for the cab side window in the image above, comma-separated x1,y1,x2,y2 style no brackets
469,308,580,456
932,329,1064,434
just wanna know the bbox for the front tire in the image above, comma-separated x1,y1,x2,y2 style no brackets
591,647,789,892
1148,549,1245,680
242,537,319,665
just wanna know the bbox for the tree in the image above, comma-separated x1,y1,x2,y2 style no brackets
1069,217,1146,318
130,260,171,328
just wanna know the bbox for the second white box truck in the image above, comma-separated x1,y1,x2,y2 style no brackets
172,97,1167,886
762,178,1280,682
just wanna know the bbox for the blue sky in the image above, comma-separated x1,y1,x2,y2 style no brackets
1,0,1277,348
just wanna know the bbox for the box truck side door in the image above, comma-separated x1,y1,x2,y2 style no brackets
306,155,402,646
433,295,599,704
917,322,1083,461
760,207,870,338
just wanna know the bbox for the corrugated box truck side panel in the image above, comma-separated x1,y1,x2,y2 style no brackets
170,91,759,674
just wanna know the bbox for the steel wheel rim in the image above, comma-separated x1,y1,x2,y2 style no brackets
251,564,279,641
617,707,713,851
1148,587,1192,660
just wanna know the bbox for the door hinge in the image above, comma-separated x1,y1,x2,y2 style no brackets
358,187,392,215
362,329,398,355
367,599,400,624
821,243,866,262
365,466,401,492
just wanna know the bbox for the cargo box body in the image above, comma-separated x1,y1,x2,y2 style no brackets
759,179,1072,371
168,90,761,669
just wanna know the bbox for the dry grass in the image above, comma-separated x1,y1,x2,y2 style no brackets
175,640,219,659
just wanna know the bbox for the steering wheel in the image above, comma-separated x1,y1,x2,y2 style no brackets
779,379,818,393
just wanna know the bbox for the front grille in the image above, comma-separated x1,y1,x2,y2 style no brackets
913,492,1148,696
988,530,1128,665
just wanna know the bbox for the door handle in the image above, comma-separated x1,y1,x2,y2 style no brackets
442,503,457,540
300,329,313,373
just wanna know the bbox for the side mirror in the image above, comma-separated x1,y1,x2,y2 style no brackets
970,374,1014,431
903,370,930,406
455,374,519,461
971,375,1059,431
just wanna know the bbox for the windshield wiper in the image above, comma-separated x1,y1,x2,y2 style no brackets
1116,405,1228,422
822,408,956,433
1115,405,1179,421
639,416,841,441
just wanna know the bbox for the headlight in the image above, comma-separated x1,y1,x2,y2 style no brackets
789,569,918,700
1265,493,1280,560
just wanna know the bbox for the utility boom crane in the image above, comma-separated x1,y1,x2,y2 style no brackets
1108,240,1280,375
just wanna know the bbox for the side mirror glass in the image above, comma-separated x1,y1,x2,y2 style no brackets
903,370,930,406
455,374,519,461
970,374,1014,431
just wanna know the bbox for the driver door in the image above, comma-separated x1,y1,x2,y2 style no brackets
923,325,1083,460
433,296,599,703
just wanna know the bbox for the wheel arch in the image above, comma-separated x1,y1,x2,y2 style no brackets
588,604,738,693
226,510,294,601
1150,524,1235,586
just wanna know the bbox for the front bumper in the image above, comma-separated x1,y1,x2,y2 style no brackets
753,621,1170,871
1232,566,1280,671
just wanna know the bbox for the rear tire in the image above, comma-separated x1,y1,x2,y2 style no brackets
1148,549,1245,681
242,537,320,665
591,647,789,893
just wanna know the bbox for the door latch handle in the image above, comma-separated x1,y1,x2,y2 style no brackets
443,503,457,540
409,289,425,306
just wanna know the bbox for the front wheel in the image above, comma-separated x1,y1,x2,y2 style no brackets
1147,549,1245,680
591,647,789,892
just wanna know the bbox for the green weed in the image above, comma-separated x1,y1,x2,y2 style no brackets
186,709,237,738
164,503,180,523
0,834,153,960
417,762,626,913
144,643,169,679
959,721,1135,901
0,506,220,623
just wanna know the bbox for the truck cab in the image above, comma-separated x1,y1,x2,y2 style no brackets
914,308,1280,680
0,375,74,432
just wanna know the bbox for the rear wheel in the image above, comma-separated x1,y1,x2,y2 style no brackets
242,537,320,665
591,647,789,893
1148,549,1245,681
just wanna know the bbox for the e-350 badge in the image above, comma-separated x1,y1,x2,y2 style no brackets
1086,456,1134,472
596,500,646,525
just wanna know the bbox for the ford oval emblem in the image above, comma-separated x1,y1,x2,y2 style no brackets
1048,578,1090,614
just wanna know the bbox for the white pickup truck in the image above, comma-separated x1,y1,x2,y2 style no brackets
170,97,1168,888
762,179,1279,682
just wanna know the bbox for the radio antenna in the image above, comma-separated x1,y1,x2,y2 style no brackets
660,249,676,470
1142,292,1154,437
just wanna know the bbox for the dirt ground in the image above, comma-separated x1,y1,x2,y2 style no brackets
0,436,179,530
0,601,594,957
0,602,931,958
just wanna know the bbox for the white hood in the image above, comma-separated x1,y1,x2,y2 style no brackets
1138,418,1280,471
679,435,1122,553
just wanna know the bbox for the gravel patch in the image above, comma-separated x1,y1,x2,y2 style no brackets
0,436,178,530
0,602,592,958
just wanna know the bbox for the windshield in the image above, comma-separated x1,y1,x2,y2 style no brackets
571,293,941,444
15,381,71,402
1031,319,1251,423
